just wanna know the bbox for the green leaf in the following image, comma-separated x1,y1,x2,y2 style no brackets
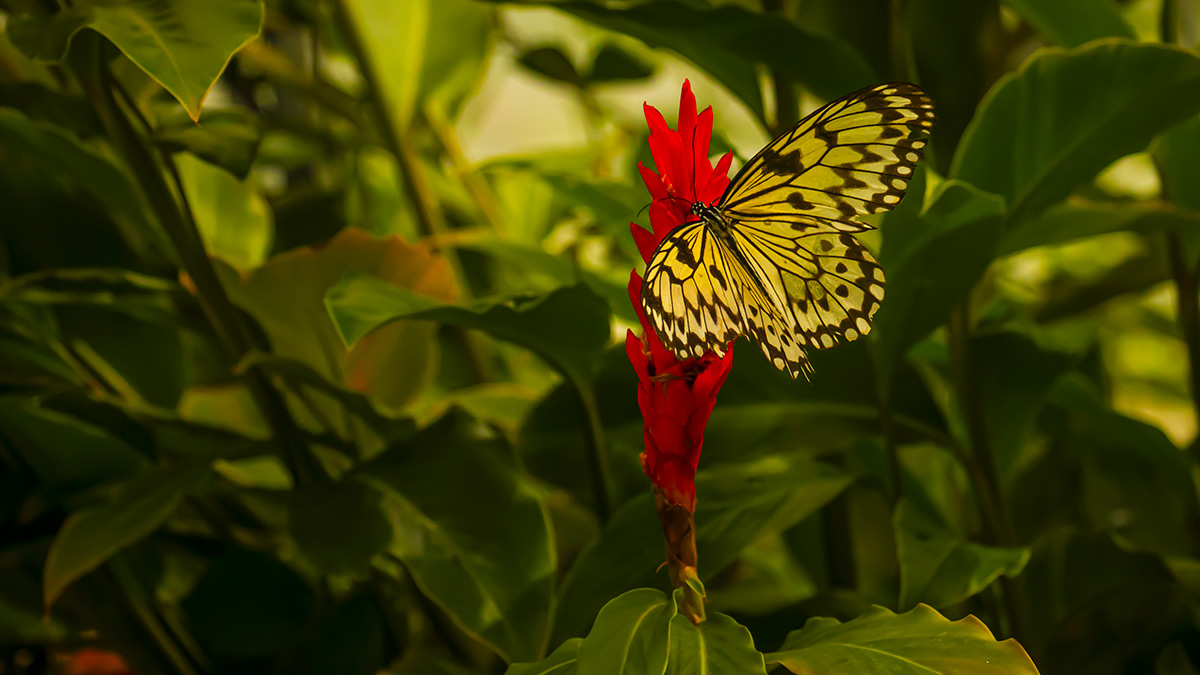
289,479,392,576
519,46,583,86
895,499,1030,610
175,152,273,269
19,0,264,120
326,278,611,388
1003,0,1135,47
550,1,878,118
43,461,211,608
871,180,1006,390
588,44,653,84
666,610,766,675
183,549,316,658
768,604,1039,674
507,639,582,675
551,454,851,645
577,588,675,675
950,40,1200,223
358,411,555,663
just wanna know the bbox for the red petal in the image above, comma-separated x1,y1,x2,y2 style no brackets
631,222,658,263
648,201,686,241
663,377,697,426
702,151,734,204
638,162,668,201
644,103,678,192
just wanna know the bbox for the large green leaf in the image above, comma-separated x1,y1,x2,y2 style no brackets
895,500,1030,610
10,0,264,120
665,611,766,675
551,454,851,645
767,604,1039,674
326,278,611,388
951,40,1200,223
576,588,674,675
358,411,555,663
43,461,211,607
871,180,1006,390
1003,0,1135,47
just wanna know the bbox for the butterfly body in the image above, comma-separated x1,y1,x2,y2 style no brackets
640,83,935,378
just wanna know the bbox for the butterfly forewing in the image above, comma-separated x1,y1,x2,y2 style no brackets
721,82,934,226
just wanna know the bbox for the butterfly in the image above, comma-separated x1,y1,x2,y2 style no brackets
641,82,935,378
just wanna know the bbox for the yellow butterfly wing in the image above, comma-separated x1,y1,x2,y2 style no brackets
641,221,807,375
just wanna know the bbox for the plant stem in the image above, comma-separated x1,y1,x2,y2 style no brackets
81,48,324,487
947,305,1026,640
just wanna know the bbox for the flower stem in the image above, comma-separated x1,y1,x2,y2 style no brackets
654,489,704,623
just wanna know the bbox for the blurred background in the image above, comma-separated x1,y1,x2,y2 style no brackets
2,0,1200,673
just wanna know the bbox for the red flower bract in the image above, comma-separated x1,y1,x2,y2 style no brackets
628,81,735,512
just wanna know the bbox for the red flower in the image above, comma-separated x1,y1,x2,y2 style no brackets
627,81,735,512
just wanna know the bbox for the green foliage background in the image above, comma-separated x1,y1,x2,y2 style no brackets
0,0,1198,673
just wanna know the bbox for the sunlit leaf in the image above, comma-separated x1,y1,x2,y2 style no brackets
768,604,1039,674
576,588,674,675
175,152,272,270
666,611,766,675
